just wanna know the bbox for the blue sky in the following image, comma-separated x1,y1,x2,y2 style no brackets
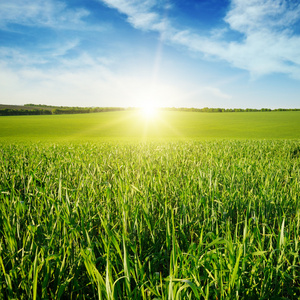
1,0,300,108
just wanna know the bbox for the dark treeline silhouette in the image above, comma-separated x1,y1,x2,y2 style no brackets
1,104,299,116
52,107,125,114
0,106,126,116
0,109,52,116
24,103,58,109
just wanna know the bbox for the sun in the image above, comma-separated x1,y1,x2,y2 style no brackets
140,105,158,119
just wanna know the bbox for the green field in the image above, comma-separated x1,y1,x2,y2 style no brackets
0,112,300,299
0,110,300,142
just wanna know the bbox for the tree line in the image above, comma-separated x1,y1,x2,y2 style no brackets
0,109,52,116
1,105,299,116
52,107,126,114
0,106,126,116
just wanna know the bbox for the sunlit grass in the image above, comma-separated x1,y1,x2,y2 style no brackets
0,110,300,143
1,110,300,298
0,140,300,298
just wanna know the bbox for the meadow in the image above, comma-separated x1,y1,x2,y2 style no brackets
0,111,300,299
0,110,300,142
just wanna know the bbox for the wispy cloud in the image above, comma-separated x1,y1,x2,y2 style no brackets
100,0,170,31
100,0,300,79
0,0,90,30
0,49,189,107
221,0,300,77
0,39,81,68
0,68,186,108
225,0,300,33
204,87,232,100
0,48,48,66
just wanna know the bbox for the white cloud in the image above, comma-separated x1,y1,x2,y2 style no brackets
2,0,300,108
100,0,169,31
225,0,300,33
0,0,90,30
204,87,232,100
0,51,187,107
221,0,300,78
100,0,300,79
0,39,81,67
182,86,232,108
0,46,235,108
0,48,48,66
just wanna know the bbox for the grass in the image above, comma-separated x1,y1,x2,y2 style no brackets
0,110,300,142
0,111,300,298
0,140,300,299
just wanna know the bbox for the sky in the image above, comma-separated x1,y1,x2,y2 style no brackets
1,0,300,109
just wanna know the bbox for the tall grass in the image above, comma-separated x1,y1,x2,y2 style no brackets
0,140,299,299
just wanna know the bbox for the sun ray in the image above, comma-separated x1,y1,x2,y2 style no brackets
140,105,157,119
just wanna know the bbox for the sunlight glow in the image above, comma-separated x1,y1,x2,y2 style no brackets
129,79,183,109
140,105,158,119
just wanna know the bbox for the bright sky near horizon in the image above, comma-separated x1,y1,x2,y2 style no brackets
1,0,300,109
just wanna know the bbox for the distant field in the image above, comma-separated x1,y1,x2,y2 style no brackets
0,110,300,142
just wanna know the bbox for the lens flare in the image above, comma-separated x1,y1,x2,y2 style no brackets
140,105,157,119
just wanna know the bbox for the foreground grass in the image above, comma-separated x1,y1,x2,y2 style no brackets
1,110,300,142
0,140,300,299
